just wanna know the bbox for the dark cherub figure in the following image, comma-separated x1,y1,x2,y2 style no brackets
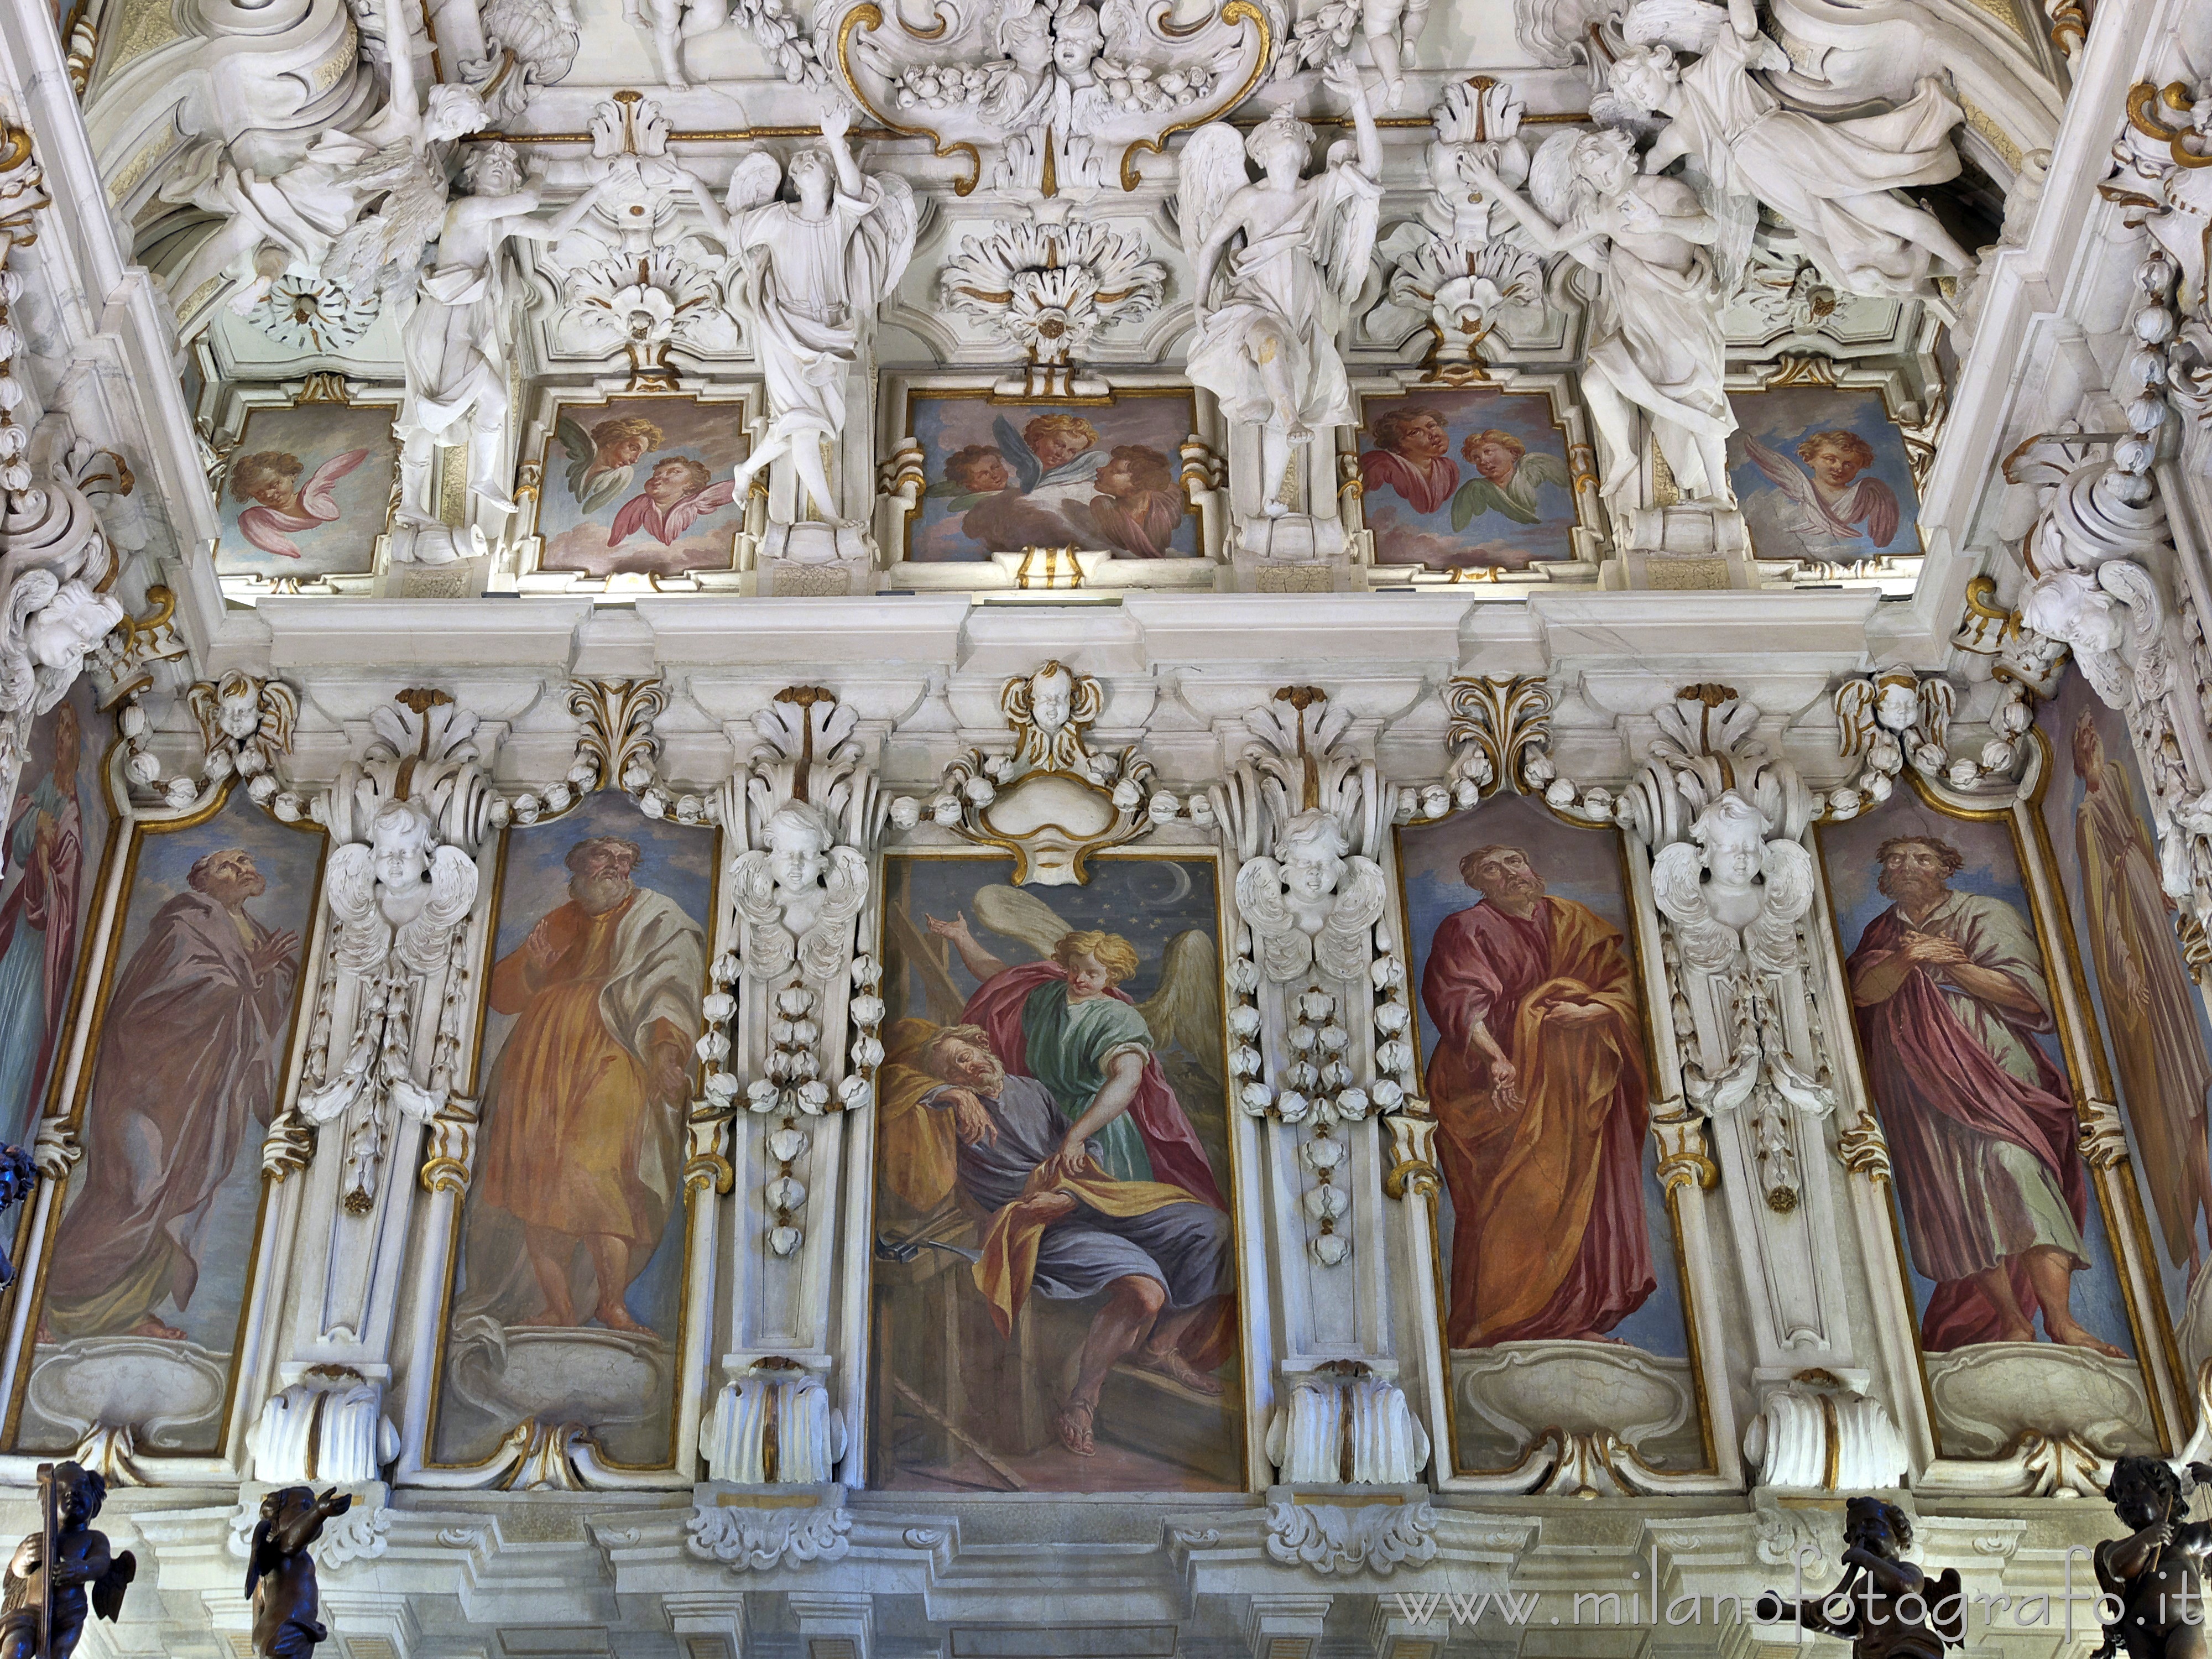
0,1462,135,1659
2093,1456,2212,1659
1755,1496,1963,1659
246,1486,354,1659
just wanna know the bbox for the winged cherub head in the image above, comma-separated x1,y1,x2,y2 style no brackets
368,797,440,927
764,800,837,898
1689,792,1767,911
1276,808,1350,912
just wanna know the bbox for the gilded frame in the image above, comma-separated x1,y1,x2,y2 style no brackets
0,775,327,1465
416,796,724,1478
877,371,1228,592
1349,368,1609,587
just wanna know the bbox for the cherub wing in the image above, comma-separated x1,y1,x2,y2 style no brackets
1651,840,1741,974
1747,841,1814,976
299,447,371,521
555,413,593,472
325,843,391,975
799,844,870,984
396,846,479,975
993,414,1042,492
1234,855,1312,982
1138,928,1222,1079
862,172,919,300
1833,677,1879,757
732,849,799,980
92,1550,135,1623
1519,450,1572,491
1317,856,1386,982
1916,679,1955,751
969,883,1072,958
1177,123,1249,283
1450,478,1510,533
1313,152,1383,313
662,478,740,540
726,150,784,214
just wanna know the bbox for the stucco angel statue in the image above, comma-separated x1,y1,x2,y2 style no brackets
1455,125,1735,505
690,112,917,530
1181,60,1383,515
159,0,488,321
732,800,869,985
1235,808,1389,983
1608,0,1974,307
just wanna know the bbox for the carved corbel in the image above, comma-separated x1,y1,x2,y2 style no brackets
246,1365,401,1485
1740,1371,1910,1491
1629,686,1856,1371
1220,688,1396,1266
699,1357,849,1484
916,662,1163,885
1266,1361,1430,1483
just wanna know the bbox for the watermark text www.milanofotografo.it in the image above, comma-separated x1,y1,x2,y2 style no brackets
1390,1546,2145,1636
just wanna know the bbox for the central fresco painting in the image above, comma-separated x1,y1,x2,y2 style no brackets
871,851,1242,1492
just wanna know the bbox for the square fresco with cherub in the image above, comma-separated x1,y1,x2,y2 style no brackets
1726,384,1923,568
906,392,1201,562
1355,387,1577,571
213,400,400,582
533,393,752,578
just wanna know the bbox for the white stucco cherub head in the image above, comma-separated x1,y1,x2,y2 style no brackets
1276,808,1350,905
764,800,837,896
15,577,125,716
368,797,439,926
1691,793,1766,899
1030,665,1075,735
1873,671,1920,733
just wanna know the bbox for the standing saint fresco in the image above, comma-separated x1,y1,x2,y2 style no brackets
1845,833,2123,1354
0,702,86,1145
473,834,706,1332
2070,714,2212,1275
1418,843,1654,1347
42,848,301,1339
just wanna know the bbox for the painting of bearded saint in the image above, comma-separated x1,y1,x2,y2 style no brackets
870,857,1240,1492
434,799,713,1467
2038,677,2212,1343
1827,808,2133,1358
17,795,318,1458
1399,797,1699,1473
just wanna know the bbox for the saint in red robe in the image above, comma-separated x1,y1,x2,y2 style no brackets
1420,896,1653,1346
1848,893,2090,1350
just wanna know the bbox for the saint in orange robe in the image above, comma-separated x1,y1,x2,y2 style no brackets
1420,895,1654,1347
476,886,705,1277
